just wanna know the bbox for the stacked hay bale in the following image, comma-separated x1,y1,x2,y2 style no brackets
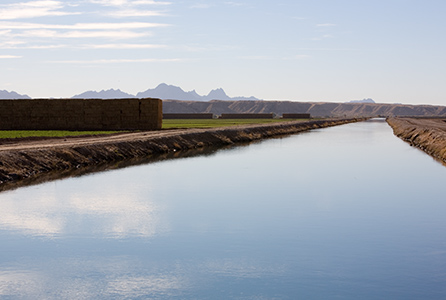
0,98,162,131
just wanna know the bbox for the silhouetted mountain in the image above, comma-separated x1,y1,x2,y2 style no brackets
137,83,202,101
4,84,260,101
206,88,231,100
136,83,260,101
72,89,135,99
0,90,31,99
347,98,375,104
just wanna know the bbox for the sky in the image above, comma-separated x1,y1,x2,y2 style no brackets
0,0,445,105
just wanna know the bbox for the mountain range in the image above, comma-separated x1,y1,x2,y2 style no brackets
0,84,260,101
72,83,260,101
1,87,445,117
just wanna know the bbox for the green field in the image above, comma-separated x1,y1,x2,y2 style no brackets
162,118,302,129
0,130,123,139
0,119,308,139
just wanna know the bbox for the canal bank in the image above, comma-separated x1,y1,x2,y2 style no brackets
387,117,446,164
0,118,364,186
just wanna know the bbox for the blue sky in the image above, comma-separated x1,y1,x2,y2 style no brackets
1,0,445,105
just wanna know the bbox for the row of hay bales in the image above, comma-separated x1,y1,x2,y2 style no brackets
0,98,162,130
163,113,311,119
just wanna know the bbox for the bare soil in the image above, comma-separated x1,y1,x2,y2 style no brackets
164,99,446,117
387,117,446,164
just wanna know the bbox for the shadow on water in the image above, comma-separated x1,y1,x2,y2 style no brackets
0,142,257,193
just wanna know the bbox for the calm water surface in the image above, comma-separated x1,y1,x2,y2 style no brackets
1,119,446,299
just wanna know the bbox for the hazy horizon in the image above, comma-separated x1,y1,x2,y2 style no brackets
1,1,445,105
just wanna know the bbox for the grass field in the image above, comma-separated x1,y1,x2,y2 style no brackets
0,130,123,139
162,118,302,129
0,119,308,139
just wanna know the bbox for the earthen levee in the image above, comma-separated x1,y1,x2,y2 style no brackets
387,117,446,163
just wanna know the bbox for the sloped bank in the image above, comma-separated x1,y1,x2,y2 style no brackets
0,118,365,187
387,117,446,163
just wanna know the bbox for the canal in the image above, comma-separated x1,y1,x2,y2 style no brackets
0,119,445,299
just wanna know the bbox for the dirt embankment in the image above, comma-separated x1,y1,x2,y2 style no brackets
387,117,446,163
164,100,446,118
0,118,364,188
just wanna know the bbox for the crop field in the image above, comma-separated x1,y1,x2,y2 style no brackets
162,118,305,129
0,119,309,139
0,130,123,139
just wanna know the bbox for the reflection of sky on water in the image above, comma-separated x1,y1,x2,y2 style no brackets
1,120,446,299
0,257,187,299
0,176,166,238
0,270,44,297
0,255,288,299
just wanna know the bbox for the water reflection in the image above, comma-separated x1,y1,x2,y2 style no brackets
1,120,446,299
0,270,44,297
0,257,188,299
0,255,290,299
0,144,244,193
0,141,264,239
0,180,164,238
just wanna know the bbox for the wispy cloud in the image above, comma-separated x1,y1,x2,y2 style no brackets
190,3,213,9
237,55,270,60
86,0,170,17
0,0,176,66
0,55,22,59
0,42,166,49
49,58,182,63
0,40,26,48
88,43,166,49
316,23,336,27
311,34,334,41
295,47,359,51
0,1,78,20
0,22,169,30
107,9,166,17
14,29,151,39
132,0,171,4
290,54,311,60
16,44,68,49
237,54,311,61
224,2,245,7
89,0,171,6
0,21,168,30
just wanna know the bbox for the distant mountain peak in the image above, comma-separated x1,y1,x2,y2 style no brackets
136,83,260,101
72,89,135,99
0,90,31,99
347,98,375,104
206,88,230,100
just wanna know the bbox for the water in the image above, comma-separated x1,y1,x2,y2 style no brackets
1,119,446,299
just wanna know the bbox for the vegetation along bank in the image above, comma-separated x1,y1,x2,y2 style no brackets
387,117,446,164
0,118,365,187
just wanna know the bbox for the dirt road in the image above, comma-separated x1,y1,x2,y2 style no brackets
0,128,205,151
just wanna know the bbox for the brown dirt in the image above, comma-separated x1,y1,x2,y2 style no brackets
164,99,446,117
0,118,365,188
387,117,446,163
